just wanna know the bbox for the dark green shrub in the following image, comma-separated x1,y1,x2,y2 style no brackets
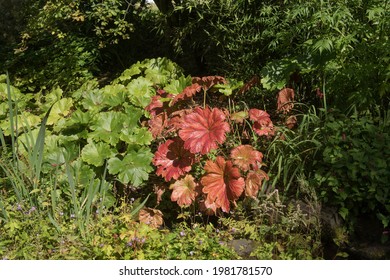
314,110,390,229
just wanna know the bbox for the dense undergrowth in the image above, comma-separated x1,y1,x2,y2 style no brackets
1,0,389,260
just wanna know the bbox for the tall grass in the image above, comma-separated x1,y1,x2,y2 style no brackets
266,105,323,199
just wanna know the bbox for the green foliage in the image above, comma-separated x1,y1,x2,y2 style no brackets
0,202,238,260
314,109,390,228
3,0,157,92
1,58,184,190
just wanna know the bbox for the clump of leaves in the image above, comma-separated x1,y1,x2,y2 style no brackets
146,74,276,218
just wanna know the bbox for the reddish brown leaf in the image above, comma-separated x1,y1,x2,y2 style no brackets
148,112,168,139
146,95,164,117
245,170,269,198
170,174,198,207
199,197,220,216
230,145,263,171
154,184,167,205
252,121,275,136
249,109,271,125
237,75,260,95
171,83,203,105
139,207,163,228
201,156,245,213
153,138,195,181
249,109,275,137
277,88,295,113
179,107,230,154
285,115,297,129
192,76,227,90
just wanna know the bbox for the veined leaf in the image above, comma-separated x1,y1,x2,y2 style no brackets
120,127,153,145
170,174,198,207
179,107,230,154
201,156,245,213
82,90,105,111
90,111,125,145
163,75,192,94
81,141,116,167
153,138,195,181
107,148,153,187
47,98,73,125
126,77,155,108
102,84,127,107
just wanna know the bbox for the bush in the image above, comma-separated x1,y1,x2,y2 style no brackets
314,110,390,230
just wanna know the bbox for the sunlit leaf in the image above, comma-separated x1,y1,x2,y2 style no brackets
153,138,195,181
170,174,198,207
107,147,153,186
126,77,155,108
139,207,163,229
179,107,230,154
90,111,125,145
201,156,245,213
163,75,192,94
47,98,73,125
245,170,269,198
230,145,263,171
277,88,295,114
81,141,116,167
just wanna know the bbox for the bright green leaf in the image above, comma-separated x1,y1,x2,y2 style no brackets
107,148,153,187
81,141,116,167
47,98,73,125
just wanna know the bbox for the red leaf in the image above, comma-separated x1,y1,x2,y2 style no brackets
199,197,220,215
170,174,198,207
245,170,269,198
249,109,275,137
153,138,195,181
230,145,263,171
148,112,168,139
192,76,227,90
179,107,230,154
277,88,295,113
201,156,245,213
249,109,270,125
252,121,275,136
171,83,203,105
146,95,164,117
237,75,260,95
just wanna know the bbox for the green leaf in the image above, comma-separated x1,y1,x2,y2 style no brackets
107,147,153,187
126,77,155,108
47,98,73,125
102,84,127,107
82,90,105,112
312,38,334,54
90,111,125,145
120,127,153,145
163,75,191,94
0,112,41,136
81,141,116,167
339,207,349,220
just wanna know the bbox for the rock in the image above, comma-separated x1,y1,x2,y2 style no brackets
227,239,259,259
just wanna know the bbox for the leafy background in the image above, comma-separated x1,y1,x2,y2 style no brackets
0,0,389,260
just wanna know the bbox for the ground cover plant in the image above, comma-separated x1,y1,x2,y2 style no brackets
1,0,389,260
